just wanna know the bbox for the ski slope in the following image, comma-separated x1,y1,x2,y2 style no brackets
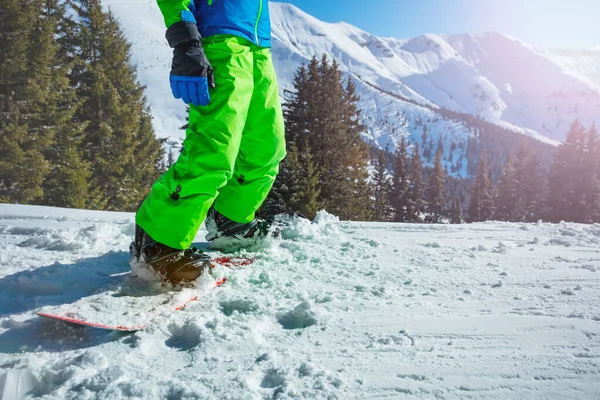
1,204,599,398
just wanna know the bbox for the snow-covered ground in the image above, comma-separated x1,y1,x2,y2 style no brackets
1,204,599,399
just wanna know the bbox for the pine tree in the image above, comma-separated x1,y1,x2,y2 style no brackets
513,141,542,222
426,148,446,222
293,141,321,218
71,0,162,211
392,137,410,222
283,55,371,220
449,199,463,224
372,152,393,221
547,120,588,222
584,123,600,222
469,151,494,222
39,0,93,208
437,137,444,159
493,141,543,223
406,143,424,222
0,0,52,203
263,139,320,219
494,157,518,221
422,128,431,161
261,144,300,217
167,146,176,168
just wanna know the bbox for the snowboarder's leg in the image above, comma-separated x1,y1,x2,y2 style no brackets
213,45,286,223
136,36,255,250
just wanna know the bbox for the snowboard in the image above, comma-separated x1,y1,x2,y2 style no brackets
37,256,254,332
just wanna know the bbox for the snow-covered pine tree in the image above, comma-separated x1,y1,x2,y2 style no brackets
425,148,446,223
468,151,493,222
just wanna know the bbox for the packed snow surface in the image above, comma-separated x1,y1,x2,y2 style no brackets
1,204,600,399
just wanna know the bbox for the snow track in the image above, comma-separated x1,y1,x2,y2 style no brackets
0,204,599,399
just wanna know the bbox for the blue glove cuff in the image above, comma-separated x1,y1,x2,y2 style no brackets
170,76,210,107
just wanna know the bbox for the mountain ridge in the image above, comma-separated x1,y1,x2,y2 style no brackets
103,0,600,177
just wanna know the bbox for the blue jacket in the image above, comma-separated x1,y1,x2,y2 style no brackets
191,0,271,47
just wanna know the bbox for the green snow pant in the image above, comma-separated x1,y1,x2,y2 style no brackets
136,35,286,250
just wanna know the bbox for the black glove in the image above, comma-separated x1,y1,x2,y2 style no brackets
166,22,215,106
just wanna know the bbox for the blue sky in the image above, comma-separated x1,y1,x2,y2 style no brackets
282,0,600,49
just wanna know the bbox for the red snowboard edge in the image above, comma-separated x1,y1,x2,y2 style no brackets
37,311,146,331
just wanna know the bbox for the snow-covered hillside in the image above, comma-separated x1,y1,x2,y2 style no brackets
1,204,599,399
271,4,600,146
102,0,600,174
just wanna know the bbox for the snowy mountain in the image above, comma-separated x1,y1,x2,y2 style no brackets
1,204,600,398
103,0,600,176
270,3,600,144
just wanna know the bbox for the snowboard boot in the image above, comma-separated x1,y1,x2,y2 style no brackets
205,207,273,250
130,224,211,285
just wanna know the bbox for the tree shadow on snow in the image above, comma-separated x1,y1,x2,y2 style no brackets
0,251,131,317
0,251,139,354
0,315,131,354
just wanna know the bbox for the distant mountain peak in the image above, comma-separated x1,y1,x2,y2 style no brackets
105,0,600,178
